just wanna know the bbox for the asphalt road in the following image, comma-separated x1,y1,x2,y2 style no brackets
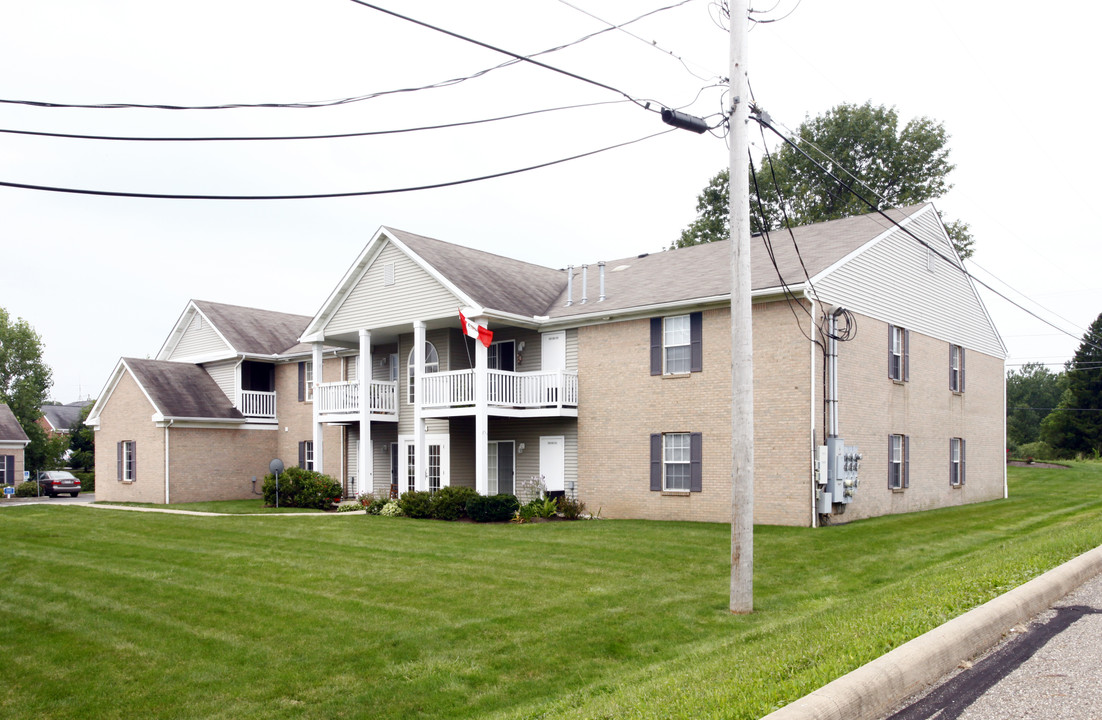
879,571,1102,720
0,492,95,506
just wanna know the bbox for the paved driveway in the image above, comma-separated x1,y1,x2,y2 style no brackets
1,492,95,506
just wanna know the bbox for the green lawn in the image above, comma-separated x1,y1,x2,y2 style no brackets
94,498,324,514
2,464,1101,719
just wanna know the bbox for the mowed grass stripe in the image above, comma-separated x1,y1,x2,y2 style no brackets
1,464,1101,719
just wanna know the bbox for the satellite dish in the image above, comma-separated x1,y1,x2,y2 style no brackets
269,459,284,475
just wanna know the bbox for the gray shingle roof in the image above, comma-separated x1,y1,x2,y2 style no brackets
124,358,244,421
40,404,84,432
0,404,29,443
385,228,568,318
192,300,312,356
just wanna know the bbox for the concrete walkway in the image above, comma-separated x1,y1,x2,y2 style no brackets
761,544,1102,720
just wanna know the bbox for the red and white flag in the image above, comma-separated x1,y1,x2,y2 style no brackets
459,309,494,348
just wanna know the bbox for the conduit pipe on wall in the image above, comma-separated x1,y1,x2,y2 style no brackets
164,418,174,504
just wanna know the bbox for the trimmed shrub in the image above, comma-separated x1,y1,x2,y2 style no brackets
429,485,480,520
557,496,586,520
366,496,389,515
467,493,520,523
336,501,362,513
73,471,95,493
398,491,433,519
261,466,341,510
1019,441,1057,462
15,481,40,498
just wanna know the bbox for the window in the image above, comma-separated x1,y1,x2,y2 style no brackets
889,325,909,382
299,440,314,470
950,345,965,392
298,361,314,402
650,432,702,492
888,434,909,490
407,341,440,404
950,438,966,487
406,445,416,493
650,312,702,375
0,455,13,485
488,340,515,372
118,441,136,482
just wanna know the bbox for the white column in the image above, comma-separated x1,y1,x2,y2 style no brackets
312,341,324,474
358,328,372,494
413,321,426,492
473,316,489,495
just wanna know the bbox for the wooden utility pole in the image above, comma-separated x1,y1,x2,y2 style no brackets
728,0,754,614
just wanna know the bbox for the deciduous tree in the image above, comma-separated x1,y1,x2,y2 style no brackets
0,307,55,472
676,102,974,259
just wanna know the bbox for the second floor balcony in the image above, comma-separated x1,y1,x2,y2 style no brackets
316,380,399,421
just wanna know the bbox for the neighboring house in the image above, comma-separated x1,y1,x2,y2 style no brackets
0,404,30,486
37,400,92,437
88,204,1006,525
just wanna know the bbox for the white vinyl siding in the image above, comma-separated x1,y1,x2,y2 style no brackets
203,361,237,404
346,427,359,496
167,313,231,360
812,205,1005,358
326,242,463,336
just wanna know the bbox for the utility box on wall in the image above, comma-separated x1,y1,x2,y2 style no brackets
816,437,862,517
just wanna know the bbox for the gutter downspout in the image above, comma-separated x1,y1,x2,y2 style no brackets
809,294,818,528
165,419,174,504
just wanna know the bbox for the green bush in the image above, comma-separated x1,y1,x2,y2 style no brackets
557,496,586,520
429,485,480,520
398,491,433,519
467,493,520,523
336,501,362,513
1018,441,1058,461
366,496,389,515
73,471,95,493
261,467,341,510
379,499,403,517
15,481,40,498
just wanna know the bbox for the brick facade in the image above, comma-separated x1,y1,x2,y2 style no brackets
94,371,168,504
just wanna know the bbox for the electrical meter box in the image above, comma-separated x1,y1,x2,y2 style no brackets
816,438,862,516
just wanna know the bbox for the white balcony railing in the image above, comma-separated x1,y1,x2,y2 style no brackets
316,380,398,416
422,369,578,410
239,390,277,418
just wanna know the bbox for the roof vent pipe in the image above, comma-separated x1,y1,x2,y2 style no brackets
581,264,588,304
565,265,574,307
598,261,606,302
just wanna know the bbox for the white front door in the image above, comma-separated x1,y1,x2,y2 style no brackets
398,434,450,493
542,331,566,372
540,435,565,492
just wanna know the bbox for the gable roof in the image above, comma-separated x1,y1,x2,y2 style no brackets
159,300,312,361
124,358,244,421
0,404,30,445
39,404,85,432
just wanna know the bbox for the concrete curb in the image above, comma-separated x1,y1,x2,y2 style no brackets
760,543,1102,720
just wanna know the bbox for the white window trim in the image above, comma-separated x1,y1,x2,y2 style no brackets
122,440,136,482
950,345,964,393
889,434,904,490
304,360,314,402
663,432,691,492
890,326,905,382
663,315,691,375
950,437,963,487
407,342,440,404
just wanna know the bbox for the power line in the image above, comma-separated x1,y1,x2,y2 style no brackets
0,128,675,200
0,2,681,113
0,100,629,143
750,110,1102,358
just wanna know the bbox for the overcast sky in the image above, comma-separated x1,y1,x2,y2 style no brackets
1,0,1097,402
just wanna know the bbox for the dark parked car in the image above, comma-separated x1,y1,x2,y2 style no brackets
36,471,81,497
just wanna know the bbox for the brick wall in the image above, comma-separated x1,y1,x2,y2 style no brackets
274,357,342,477
577,301,813,525
834,316,1005,521
93,370,167,504
165,427,278,502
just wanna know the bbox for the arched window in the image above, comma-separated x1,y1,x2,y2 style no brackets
408,341,439,403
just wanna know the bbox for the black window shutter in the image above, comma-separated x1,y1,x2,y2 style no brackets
298,362,305,402
117,441,123,482
961,439,966,485
690,312,703,373
903,436,910,488
904,330,910,382
298,441,306,469
949,345,954,390
650,318,662,376
650,434,662,491
690,432,703,492
3,455,12,482
960,348,965,392
888,326,894,378
949,438,954,486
